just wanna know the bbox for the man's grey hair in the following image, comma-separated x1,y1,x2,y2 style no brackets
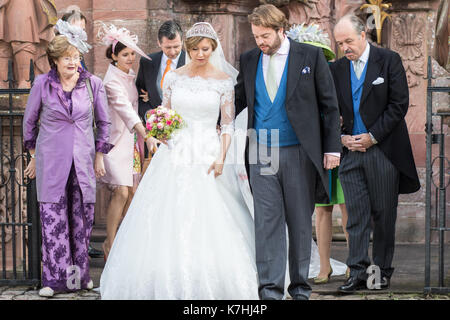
336,14,366,35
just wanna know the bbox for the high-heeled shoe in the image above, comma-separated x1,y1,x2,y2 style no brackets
313,267,333,285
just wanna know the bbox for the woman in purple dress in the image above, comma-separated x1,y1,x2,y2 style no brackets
23,34,113,297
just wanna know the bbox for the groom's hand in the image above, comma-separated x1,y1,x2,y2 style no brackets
324,154,340,170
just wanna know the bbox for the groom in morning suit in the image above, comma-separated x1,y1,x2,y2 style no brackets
235,4,342,300
330,15,420,293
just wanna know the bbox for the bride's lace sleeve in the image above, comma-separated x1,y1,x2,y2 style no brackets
161,71,175,109
220,78,235,136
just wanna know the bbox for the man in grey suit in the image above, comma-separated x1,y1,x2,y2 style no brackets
235,4,341,300
331,15,420,294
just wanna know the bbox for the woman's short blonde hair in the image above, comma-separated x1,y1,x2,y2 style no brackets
248,4,290,32
47,35,80,68
184,36,218,58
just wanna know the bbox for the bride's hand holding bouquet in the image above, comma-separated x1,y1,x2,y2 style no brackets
145,106,184,151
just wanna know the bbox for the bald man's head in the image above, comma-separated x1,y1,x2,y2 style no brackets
334,15,367,61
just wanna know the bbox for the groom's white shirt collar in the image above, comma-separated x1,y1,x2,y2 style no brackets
262,35,290,87
273,35,290,56
160,52,181,75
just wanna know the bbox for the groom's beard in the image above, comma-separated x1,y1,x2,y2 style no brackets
261,35,282,56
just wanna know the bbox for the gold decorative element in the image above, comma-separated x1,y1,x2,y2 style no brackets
360,0,392,44
40,0,58,25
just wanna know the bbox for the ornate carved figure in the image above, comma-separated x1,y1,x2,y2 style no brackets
391,13,425,89
0,0,57,88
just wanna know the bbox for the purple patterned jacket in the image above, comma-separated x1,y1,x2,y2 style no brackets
23,68,113,203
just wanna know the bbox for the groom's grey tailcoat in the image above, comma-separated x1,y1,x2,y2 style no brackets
234,39,341,299
235,39,341,202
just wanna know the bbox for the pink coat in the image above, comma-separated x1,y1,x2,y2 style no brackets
100,64,144,187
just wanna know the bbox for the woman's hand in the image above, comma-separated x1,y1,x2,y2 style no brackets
208,159,225,178
146,136,163,154
24,159,36,179
95,152,106,178
140,89,149,103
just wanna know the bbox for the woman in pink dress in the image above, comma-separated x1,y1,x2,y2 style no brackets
98,24,159,260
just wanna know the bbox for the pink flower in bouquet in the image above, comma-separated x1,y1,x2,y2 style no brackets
145,105,184,141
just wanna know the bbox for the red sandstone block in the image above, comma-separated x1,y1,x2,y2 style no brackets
55,0,91,13
148,0,171,10
92,0,147,10
113,0,147,10
92,0,113,10
93,10,148,20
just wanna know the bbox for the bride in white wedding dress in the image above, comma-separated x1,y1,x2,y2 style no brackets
100,23,260,300
100,22,347,300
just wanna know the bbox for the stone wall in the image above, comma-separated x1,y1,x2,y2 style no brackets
48,0,450,242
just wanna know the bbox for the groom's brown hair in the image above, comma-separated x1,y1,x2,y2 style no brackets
248,4,290,32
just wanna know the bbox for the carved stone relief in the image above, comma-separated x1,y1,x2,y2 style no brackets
391,13,425,89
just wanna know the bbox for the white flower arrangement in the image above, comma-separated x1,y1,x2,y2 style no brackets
286,23,335,61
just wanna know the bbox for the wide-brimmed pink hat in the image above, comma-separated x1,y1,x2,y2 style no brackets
97,23,151,60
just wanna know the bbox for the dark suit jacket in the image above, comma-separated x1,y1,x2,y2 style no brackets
136,51,185,121
235,39,342,203
330,44,420,194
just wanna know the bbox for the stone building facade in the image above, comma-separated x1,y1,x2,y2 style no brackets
0,1,448,255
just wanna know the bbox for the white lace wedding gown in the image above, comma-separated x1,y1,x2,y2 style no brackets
100,71,259,300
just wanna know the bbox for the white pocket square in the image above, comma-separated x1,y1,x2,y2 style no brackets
301,66,311,74
372,77,384,85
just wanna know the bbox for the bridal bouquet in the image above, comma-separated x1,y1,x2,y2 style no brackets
145,106,184,142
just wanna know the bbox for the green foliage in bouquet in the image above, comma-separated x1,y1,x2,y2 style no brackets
145,106,184,141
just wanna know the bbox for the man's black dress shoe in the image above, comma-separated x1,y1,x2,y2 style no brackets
338,276,366,294
292,294,308,300
88,245,104,258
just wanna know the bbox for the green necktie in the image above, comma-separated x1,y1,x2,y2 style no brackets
266,53,278,102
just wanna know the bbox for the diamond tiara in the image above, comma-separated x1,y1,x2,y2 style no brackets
186,22,218,41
